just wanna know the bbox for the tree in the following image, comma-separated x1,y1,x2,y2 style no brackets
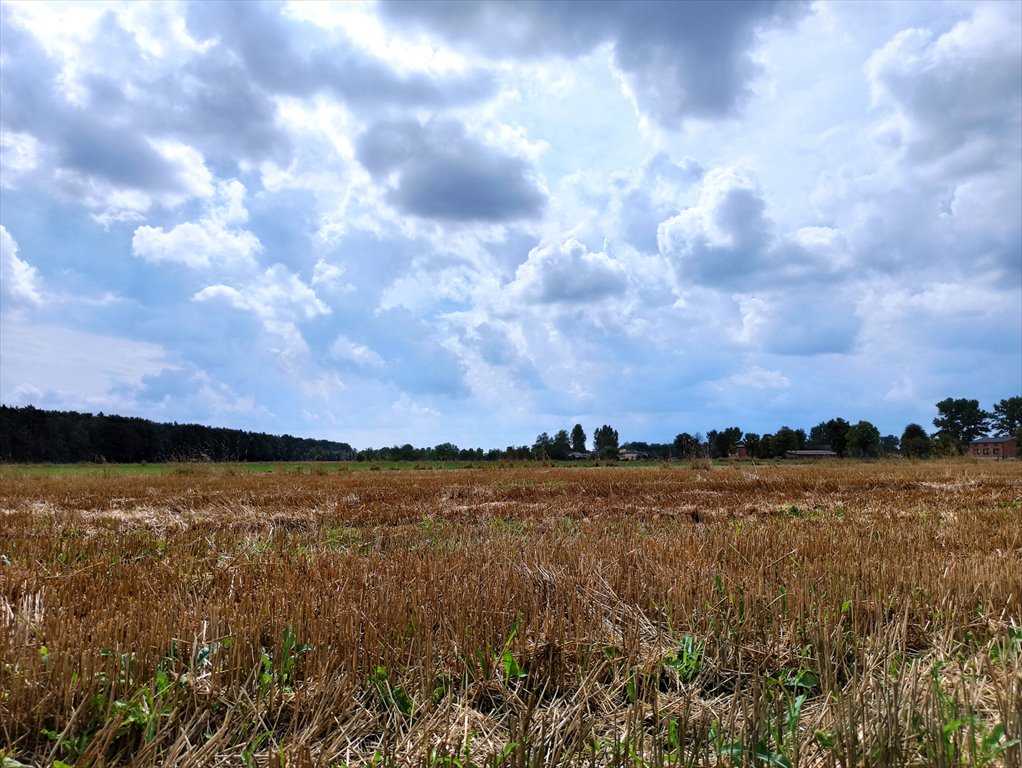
708,427,742,458
932,432,961,457
532,432,552,459
434,442,460,461
705,430,719,458
846,420,881,458
993,396,1022,439
880,435,900,455
932,398,991,452
593,425,619,457
901,423,931,459
570,423,587,452
551,429,571,460
772,426,805,456
673,432,699,459
743,432,761,458
808,418,850,456
808,422,828,447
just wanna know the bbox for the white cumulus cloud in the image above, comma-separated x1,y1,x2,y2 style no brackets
131,180,262,269
0,225,43,305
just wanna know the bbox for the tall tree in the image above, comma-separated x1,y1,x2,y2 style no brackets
673,432,699,459
808,422,827,447
846,420,881,458
593,425,619,457
993,396,1022,439
772,426,805,456
901,423,931,459
708,427,742,458
932,398,991,451
551,429,571,460
808,418,850,455
742,432,761,458
570,423,587,452
532,432,552,459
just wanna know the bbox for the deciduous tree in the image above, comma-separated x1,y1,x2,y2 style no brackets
551,429,571,460
933,398,990,452
846,420,881,458
901,423,931,459
673,432,699,459
532,432,552,459
708,427,742,458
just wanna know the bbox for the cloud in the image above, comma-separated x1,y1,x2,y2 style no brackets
0,10,221,214
357,307,470,398
729,366,791,389
132,366,269,422
184,1,496,109
511,239,627,304
357,118,546,222
0,317,172,411
330,336,385,369
311,258,354,293
0,1,495,223
0,130,40,188
736,293,860,356
853,2,1022,286
0,226,43,305
131,181,262,269
859,279,1021,357
381,0,809,126
658,168,852,291
194,264,330,370
616,153,704,253
866,2,1022,180
0,0,1017,445
194,264,329,322
658,168,772,288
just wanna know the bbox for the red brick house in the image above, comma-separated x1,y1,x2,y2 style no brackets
969,436,1018,460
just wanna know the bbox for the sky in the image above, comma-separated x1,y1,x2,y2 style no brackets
1,0,1020,449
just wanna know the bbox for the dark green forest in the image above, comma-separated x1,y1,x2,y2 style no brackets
0,405,354,463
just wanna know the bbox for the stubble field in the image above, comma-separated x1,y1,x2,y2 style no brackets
1,461,1020,767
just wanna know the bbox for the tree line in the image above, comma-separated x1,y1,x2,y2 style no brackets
0,405,355,463
1,396,1018,464
531,397,1021,461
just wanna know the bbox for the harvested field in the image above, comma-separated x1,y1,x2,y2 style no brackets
1,461,1020,767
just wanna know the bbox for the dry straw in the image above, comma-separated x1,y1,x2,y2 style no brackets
0,460,1019,766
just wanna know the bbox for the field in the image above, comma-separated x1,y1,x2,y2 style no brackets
1,461,1020,767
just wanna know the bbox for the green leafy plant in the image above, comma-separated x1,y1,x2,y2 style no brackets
259,625,313,696
367,666,414,716
662,633,703,683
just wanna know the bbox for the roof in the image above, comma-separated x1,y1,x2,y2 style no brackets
970,435,1017,445
786,449,837,456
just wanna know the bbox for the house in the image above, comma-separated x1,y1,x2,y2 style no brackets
783,449,837,460
735,443,750,459
969,436,1018,460
618,449,649,461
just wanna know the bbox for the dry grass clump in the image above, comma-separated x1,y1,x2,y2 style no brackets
0,461,1020,766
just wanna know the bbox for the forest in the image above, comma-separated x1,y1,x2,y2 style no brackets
0,405,354,463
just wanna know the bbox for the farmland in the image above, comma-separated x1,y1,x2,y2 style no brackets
1,461,1020,767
